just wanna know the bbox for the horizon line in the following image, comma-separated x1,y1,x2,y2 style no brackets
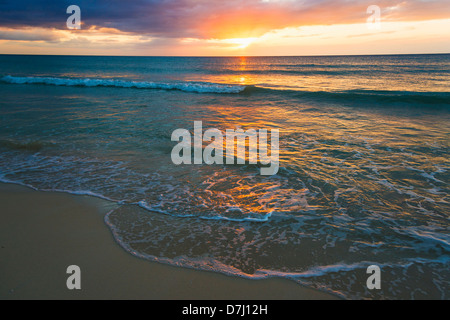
0,52,449,58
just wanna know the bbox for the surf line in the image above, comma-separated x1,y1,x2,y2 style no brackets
171,121,279,175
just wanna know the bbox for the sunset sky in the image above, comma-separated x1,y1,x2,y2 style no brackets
0,0,449,56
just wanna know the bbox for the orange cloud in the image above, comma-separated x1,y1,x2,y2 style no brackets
184,0,450,39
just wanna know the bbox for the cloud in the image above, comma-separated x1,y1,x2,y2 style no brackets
0,28,62,42
0,0,449,40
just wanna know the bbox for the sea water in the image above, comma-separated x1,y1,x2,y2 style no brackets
0,54,449,299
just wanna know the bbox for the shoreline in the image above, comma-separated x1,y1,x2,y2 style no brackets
0,182,338,300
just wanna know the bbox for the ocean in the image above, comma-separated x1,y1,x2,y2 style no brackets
0,54,449,299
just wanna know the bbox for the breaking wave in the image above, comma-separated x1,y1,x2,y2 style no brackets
0,75,246,94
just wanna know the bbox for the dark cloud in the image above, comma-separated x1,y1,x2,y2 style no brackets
0,0,448,39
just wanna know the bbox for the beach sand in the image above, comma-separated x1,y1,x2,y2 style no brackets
0,182,337,300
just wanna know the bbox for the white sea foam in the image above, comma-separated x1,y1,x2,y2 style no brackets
1,75,246,94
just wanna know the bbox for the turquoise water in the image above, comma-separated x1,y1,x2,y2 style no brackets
0,54,449,299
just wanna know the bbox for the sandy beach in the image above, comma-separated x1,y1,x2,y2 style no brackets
0,182,337,300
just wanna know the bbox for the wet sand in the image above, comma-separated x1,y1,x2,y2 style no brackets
0,182,338,300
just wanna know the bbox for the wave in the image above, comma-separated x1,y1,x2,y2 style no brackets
243,86,450,107
0,75,246,94
2,75,449,107
104,204,450,299
207,67,448,76
0,176,272,223
137,200,272,222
